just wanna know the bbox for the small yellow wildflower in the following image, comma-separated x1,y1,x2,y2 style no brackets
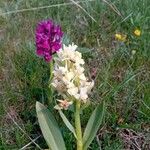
115,33,127,41
134,29,141,36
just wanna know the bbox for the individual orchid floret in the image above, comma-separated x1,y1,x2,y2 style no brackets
51,79,66,93
35,19,63,62
54,99,73,110
51,44,94,102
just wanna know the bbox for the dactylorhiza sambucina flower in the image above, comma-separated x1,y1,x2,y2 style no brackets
35,19,63,62
51,44,94,107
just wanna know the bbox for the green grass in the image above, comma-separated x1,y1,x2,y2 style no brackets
0,0,150,149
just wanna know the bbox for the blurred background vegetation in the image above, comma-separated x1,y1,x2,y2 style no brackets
0,0,149,149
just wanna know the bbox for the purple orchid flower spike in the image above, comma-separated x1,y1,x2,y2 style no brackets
35,19,63,62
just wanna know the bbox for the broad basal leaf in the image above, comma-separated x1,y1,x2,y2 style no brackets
36,102,66,150
83,101,105,150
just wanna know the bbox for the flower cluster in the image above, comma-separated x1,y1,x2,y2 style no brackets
51,44,94,104
35,19,63,62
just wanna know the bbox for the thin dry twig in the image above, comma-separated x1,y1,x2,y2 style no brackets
70,0,97,23
19,135,41,150
121,12,133,23
0,0,94,16
102,0,123,18
96,135,102,150
119,128,145,150
7,113,42,150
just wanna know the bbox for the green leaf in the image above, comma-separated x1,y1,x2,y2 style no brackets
59,110,77,139
36,102,66,150
83,101,105,150
78,47,92,54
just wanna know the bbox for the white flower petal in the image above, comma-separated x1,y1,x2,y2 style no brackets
80,87,88,100
79,74,86,81
67,87,78,96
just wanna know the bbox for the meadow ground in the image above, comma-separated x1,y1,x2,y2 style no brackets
0,0,150,149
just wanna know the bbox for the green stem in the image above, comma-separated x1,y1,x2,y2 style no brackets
75,101,83,150
48,61,53,106
49,61,53,81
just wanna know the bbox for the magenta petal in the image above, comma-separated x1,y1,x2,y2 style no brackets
52,43,61,51
44,55,52,62
36,49,44,56
42,40,49,49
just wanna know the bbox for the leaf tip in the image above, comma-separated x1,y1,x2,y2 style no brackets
36,101,45,112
